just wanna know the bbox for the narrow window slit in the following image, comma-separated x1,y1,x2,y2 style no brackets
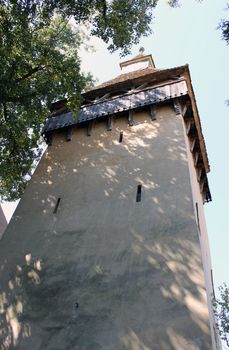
211,269,216,299
136,185,142,202
195,202,200,233
119,132,123,143
53,198,61,214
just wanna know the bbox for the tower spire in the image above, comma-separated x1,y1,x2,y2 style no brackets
139,46,145,55
120,51,156,74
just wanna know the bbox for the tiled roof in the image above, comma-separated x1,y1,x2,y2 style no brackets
83,65,187,100
91,67,160,90
43,80,188,135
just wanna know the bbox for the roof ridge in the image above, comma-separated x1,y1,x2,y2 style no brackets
91,67,160,91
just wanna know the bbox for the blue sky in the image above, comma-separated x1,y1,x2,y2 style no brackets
3,0,229,292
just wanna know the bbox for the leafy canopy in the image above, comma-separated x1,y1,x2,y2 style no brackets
0,0,182,201
213,283,229,347
218,3,229,45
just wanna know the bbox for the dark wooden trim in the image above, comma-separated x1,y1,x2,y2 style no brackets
190,138,196,153
96,93,110,102
185,120,193,135
197,168,203,182
173,98,182,115
149,105,157,121
66,127,73,141
46,132,53,146
107,116,113,131
200,179,205,193
87,120,93,136
128,110,134,126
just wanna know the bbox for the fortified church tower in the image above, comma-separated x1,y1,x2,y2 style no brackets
0,52,221,349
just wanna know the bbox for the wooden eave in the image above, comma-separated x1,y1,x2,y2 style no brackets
182,66,210,173
49,64,210,176
82,65,210,174
82,66,186,100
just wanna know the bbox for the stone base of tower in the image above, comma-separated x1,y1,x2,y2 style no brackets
0,107,213,349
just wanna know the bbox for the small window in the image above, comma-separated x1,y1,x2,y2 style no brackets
136,185,142,202
211,269,216,299
53,198,61,214
119,132,123,143
195,202,200,233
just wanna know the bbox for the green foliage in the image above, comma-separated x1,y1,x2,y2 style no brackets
213,283,229,347
0,8,93,200
0,0,183,201
218,3,229,45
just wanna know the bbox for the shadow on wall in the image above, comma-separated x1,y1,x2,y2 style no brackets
0,235,209,349
0,107,211,349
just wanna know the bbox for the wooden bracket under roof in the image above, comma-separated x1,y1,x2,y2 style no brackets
44,63,211,203
181,99,211,203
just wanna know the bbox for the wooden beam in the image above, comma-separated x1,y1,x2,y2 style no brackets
200,179,205,193
133,82,148,91
107,116,113,131
173,98,182,115
190,138,196,153
46,132,53,146
87,120,93,136
194,152,203,166
66,126,73,141
96,93,111,102
128,110,134,126
181,103,188,117
185,120,192,135
197,168,203,182
149,105,157,121
194,152,199,166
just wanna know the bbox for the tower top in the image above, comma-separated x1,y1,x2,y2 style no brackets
120,50,156,74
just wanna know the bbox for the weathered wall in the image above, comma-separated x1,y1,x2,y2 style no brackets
183,119,221,350
0,105,212,349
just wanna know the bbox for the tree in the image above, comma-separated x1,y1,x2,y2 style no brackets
0,0,183,201
213,283,229,348
219,3,229,45
0,14,93,200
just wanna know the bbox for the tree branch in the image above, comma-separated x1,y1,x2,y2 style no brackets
15,65,46,82
0,92,38,104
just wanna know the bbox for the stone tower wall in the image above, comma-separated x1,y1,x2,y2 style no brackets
0,105,212,349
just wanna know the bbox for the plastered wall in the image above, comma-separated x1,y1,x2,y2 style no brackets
0,105,213,349
182,119,222,350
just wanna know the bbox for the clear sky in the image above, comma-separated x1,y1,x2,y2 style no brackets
2,0,229,294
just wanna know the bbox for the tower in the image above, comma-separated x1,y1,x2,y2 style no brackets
0,53,220,349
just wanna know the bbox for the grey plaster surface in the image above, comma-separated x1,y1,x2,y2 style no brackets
0,106,212,349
